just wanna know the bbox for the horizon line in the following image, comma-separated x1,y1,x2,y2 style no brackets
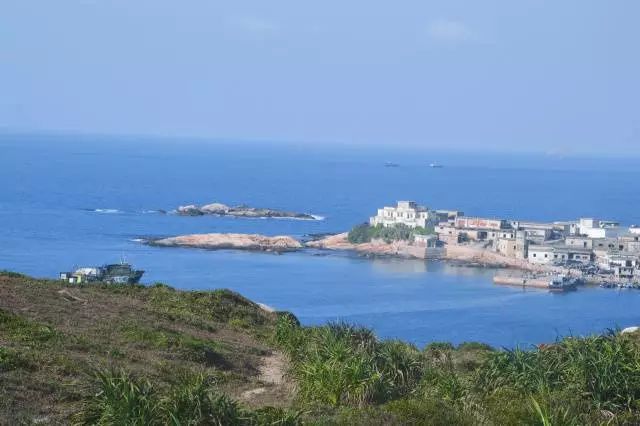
1,126,638,161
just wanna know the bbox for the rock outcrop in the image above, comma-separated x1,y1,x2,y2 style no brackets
149,233,303,252
306,233,440,259
176,203,316,220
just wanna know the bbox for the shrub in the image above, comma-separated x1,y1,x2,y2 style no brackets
347,223,434,244
0,347,31,371
250,407,302,426
76,369,161,425
162,373,245,426
375,340,423,398
477,332,640,412
278,322,426,407
0,309,60,345
293,328,382,406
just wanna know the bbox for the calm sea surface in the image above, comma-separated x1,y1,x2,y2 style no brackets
2,133,640,348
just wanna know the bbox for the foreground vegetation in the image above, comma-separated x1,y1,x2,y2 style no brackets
347,223,434,244
2,271,640,424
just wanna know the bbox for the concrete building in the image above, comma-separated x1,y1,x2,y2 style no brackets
435,223,460,243
494,237,521,258
622,235,640,253
528,245,555,264
434,210,464,224
455,217,509,231
515,231,529,259
414,234,438,248
578,218,623,239
552,246,593,264
370,201,434,229
598,253,640,278
565,236,594,250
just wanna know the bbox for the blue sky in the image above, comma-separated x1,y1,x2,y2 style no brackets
2,1,639,155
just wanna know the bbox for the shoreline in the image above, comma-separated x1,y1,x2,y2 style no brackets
143,232,636,288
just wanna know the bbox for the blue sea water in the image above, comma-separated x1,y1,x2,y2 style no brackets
1,133,640,348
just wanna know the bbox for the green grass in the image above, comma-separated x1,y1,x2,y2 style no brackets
273,313,640,424
3,272,640,424
74,369,301,425
0,308,60,345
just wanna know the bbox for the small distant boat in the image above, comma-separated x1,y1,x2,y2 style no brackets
599,282,616,289
384,162,400,168
429,163,443,168
60,260,144,284
548,275,578,292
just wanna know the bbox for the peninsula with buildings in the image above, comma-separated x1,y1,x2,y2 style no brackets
144,200,640,288
310,201,640,287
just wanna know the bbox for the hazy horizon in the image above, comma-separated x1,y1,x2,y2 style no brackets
3,1,639,155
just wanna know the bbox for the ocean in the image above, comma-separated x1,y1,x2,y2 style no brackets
2,132,640,348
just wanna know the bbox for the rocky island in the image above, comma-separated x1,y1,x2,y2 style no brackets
176,202,318,220
149,233,303,252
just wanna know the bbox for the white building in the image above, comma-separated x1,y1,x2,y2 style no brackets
369,201,433,229
598,253,640,278
527,245,556,264
578,218,622,239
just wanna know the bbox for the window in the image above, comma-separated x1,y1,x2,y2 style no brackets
533,253,537,257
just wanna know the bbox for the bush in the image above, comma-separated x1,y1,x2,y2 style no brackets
277,322,424,407
347,224,434,244
76,369,161,425
75,369,300,425
477,332,640,412
162,373,245,425
0,309,60,345
0,347,32,371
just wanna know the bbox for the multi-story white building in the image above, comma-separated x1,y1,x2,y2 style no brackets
369,201,434,229
578,218,622,239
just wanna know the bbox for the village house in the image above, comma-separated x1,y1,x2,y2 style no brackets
577,218,623,239
552,246,593,264
565,236,595,250
446,217,514,242
528,243,593,265
598,253,640,278
413,234,438,248
369,201,434,229
527,245,555,264
511,221,556,243
434,209,464,224
493,231,529,259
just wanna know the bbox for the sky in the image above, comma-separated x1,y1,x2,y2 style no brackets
1,1,639,155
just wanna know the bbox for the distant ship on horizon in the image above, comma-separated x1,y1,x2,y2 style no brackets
429,162,443,168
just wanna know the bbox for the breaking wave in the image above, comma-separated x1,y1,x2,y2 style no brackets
90,208,122,214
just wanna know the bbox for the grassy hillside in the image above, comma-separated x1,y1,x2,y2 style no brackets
0,271,294,424
2,271,640,425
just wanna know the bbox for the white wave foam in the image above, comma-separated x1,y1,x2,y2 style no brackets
93,208,121,214
271,215,325,221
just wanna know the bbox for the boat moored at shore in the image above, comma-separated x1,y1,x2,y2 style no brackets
60,261,144,284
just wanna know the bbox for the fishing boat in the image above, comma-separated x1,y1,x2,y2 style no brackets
548,275,578,292
60,259,144,284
